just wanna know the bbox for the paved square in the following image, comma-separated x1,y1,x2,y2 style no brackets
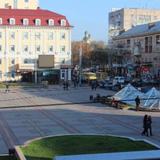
0,86,159,154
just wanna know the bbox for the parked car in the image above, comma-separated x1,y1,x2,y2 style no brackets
112,76,125,86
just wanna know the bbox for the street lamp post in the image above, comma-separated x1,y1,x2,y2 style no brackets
79,43,82,86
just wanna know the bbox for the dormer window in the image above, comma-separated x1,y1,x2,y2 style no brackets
48,19,54,26
35,19,41,26
0,18,2,25
61,19,66,26
23,18,29,26
9,18,15,25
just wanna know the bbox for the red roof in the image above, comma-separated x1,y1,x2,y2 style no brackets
0,8,71,27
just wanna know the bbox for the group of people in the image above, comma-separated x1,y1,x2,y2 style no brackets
141,114,152,136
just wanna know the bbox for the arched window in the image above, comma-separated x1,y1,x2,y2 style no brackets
61,19,66,26
9,18,15,25
0,18,2,25
35,19,41,26
48,19,54,26
23,18,29,25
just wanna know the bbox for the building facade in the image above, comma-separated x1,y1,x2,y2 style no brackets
113,21,160,77
0,6,72,82
0,0,39,9
108,8,160,43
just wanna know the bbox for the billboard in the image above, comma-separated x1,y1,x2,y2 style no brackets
38,55,54,68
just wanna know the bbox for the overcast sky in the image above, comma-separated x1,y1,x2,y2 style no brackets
40,0,160,42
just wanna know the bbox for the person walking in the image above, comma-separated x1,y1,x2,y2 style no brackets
5,83,9,93
63,81,66,90
141,114,148,136
66,81,69,90
91,80,94,90
146,115,153,136
135,96,140,111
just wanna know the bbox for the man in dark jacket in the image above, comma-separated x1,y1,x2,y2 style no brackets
135,96,140,111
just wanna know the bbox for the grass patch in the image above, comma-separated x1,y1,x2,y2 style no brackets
21,135,157,160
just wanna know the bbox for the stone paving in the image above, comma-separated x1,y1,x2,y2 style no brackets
0,86,159,154
0,85,114,108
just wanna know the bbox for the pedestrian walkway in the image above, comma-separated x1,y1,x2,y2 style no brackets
0,86,159,156
0,85,115,108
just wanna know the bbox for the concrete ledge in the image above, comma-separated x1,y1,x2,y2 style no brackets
15,146,26,160
55,150,160,160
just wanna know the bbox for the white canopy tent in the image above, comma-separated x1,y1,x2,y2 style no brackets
113,84,145,106
143,87,160,109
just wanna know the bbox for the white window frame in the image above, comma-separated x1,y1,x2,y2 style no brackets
61,45,66,53
23,32,28,40
61,32,66,40
23,45,28,52
35,32,41,40
10,45,15,52
49,45,54,52
10,32,15,39
9,18,16,25
36,45,41,52
61,19,66,26
0,18,2,25
35,19,41,26
48,32,54,40
23,18,29,26
48,19,54,26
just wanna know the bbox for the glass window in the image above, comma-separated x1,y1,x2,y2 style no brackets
9,18,15,25
11,59,15,64
48,32,54,40
0,32,2,39
156,35,160,44
23,18,29,25
10,32,15,39
10,45,15,52
61,19,66,26
0,18,2,25
35,19,41,26
61,46,66,52
0,45,2,51
35,32,41,40
36,45,40,52
48,19,54,26
23,32,28,40
61,32,66,40
23,45,28,52
49,46,53,52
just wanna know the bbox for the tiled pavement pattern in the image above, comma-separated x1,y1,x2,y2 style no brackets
0,86,159,154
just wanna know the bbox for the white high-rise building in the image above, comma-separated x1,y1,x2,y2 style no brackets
0,0,39,9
